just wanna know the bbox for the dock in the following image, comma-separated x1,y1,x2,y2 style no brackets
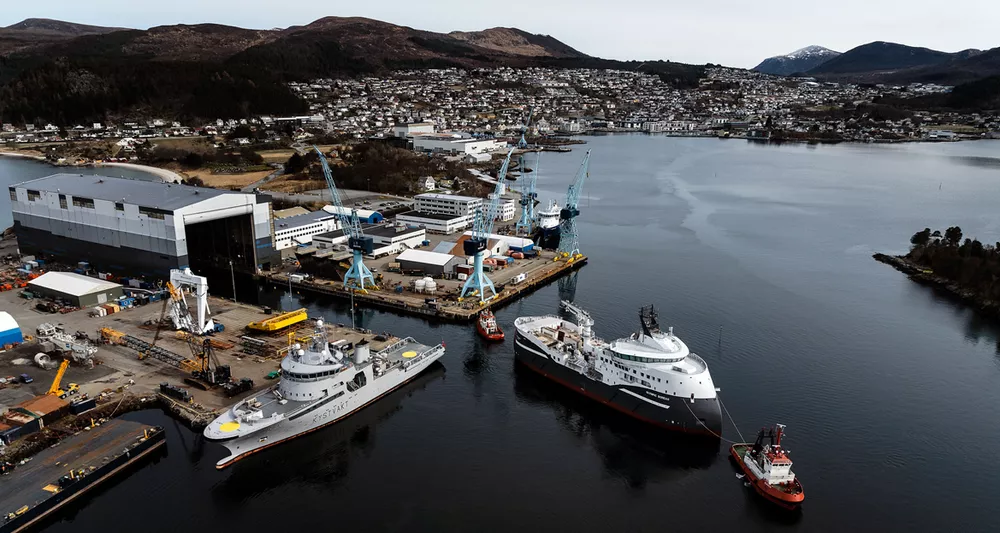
0,419,164,533
265,255,587,322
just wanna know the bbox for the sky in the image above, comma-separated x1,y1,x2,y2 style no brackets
3,0,998,68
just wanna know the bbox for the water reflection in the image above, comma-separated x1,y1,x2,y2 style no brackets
512,364,719,491
208,364,445,503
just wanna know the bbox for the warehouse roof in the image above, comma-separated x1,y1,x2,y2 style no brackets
29,271,122,296
414,193,481,202
0,312,17,334
14,174,242,211
396,210,468,222
274,210,338,230
18,395,68,416
273,207,311,219
396,249,456,266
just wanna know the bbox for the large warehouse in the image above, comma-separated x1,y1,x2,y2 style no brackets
396,249,464,276
9,174,278,276
28,271,123,307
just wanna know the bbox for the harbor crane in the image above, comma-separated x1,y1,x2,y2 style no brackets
514,153,539,236
517,107,534,149
557,150,592,262
460,149,515,303
314,146,376,292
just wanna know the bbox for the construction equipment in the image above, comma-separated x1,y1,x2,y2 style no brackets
460,149,515,304
100,327,201,373
167,268,220,335
515,153,539,236
556,150,592,262
315,146,376,292
47,359,79,399
247,308,307,332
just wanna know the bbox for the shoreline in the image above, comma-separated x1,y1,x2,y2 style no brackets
96,162,183,183
0,151,183,183
872,253,1000,319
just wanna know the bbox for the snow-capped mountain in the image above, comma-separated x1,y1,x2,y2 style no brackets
753,45,841,76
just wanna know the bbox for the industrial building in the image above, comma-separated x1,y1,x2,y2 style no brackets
28,271,123,307
395,249,463,276
322,205,384,224
411,134,502,155
393,122,436,138
273,210,340,250
313,224,426,257
395,211,473,234
414,193,482,218
0,312,22,346
9,174,278,276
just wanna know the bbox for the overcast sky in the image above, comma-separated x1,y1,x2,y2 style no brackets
4,0,997,67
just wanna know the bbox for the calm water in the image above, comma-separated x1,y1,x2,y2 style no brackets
10,137,1000,532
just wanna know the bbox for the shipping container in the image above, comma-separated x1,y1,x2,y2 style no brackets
457,273,469,281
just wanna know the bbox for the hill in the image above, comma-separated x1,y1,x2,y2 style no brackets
0,17,126,55
753,45,840,76
808,41,960,75
0,16,704,124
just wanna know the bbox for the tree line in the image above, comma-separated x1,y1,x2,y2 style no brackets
908,226,1000,300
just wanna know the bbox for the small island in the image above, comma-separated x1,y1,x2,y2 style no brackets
874,226,1000,318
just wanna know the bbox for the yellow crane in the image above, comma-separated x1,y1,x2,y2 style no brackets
47,359,79,399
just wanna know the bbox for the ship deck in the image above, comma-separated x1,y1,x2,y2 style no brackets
0,419,159,519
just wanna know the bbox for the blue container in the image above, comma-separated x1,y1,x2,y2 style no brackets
35,259,45,265
395,286,404,293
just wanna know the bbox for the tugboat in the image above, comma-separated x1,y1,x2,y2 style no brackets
730,424,805,510
477,309,505,341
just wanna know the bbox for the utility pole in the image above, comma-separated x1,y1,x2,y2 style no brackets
350,289,356,330
229,260,236,302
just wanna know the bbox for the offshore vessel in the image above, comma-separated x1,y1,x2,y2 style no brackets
476,309,504,341
731,424,805,510
532,199,561,250
204,319,445,469
513,301,722,435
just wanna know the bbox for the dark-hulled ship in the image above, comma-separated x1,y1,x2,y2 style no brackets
513,301,722,436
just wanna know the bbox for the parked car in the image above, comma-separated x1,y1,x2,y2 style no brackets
19,374,33,384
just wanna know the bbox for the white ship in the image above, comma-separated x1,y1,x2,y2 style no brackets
514,302,722,435
532,199,562,250
204,319,445,469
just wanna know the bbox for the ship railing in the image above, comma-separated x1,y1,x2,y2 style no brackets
402,344,445,370
380,336,416,355
685,353,708,373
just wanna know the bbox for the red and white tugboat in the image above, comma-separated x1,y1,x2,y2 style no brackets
477,309,505,342
730,424,805,510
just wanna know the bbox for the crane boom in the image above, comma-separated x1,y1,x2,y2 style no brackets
47,359,70,395
314,146,375,290
557,150,591,261
461,148,515,302
517,107,534,149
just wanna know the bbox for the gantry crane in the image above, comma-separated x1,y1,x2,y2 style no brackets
556,150,592,262
167,268,219,335
514,153,539,236
460,149,515,303
314,146,376,292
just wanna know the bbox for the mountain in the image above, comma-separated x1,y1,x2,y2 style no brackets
753,45,841,76
448,27,585,58
0,16,704,124
808,41,964,75
0,18,126,55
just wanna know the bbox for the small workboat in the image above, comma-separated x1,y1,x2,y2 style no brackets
476,309,504,341
730,424,805,510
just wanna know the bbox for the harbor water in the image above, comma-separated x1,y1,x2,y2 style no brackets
5,136,1000,531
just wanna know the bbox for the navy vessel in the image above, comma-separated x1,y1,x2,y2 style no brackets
513,302,722,436
204,319,445,468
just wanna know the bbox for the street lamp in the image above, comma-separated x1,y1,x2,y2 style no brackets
229,259,236,302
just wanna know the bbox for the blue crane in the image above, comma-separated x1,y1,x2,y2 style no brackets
460,148,515,303
314,146,376,291
514,154,538,236
517,107,534,149
557,150,591,262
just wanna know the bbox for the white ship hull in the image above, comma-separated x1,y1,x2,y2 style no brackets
208,350,442,468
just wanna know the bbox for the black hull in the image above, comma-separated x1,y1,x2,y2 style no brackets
514,331,723,436
531,226,561,250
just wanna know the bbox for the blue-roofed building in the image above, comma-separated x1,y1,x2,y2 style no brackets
0,312,23,346
322,205,384,224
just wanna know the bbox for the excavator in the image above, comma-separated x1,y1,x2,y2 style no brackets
47,359,79,399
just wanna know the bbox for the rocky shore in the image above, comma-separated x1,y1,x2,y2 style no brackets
873,253,1000,319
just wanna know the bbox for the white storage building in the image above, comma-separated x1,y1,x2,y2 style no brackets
414,193,482,217
395,249,463,276
395,211,473,234
273,210,340,250
28,271,123,307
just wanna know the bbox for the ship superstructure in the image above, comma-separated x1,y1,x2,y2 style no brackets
514,302,722,435
204,319,444,468
532,199,562,250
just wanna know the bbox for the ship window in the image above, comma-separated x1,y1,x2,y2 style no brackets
8,189,15,201
27,190,40,201
72,196,95,209
59,194,67,209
